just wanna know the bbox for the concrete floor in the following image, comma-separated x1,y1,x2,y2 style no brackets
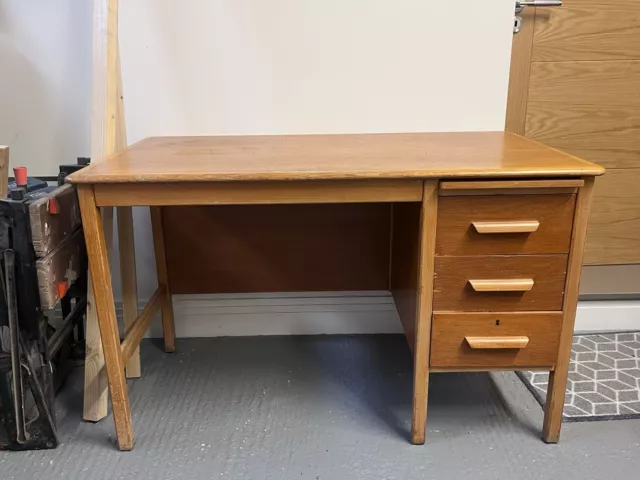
1,335,639,479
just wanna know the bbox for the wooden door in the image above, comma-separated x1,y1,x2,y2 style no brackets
506,0,640,280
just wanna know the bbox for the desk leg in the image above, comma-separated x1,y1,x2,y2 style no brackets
78,185,134,451
411,180,438,444
543,177,595,443
150,207,176,352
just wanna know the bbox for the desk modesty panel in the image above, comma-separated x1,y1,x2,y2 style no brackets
67,131,603,451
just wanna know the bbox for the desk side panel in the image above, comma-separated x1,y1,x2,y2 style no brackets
390,202,422,352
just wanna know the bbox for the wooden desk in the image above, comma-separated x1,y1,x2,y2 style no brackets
67,131,604,451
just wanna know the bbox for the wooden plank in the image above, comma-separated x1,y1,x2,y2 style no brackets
430,312,562,368
440,179,584,192
150,207,176,353
85,0,140,419
543,177,596,443
83,0,114,422
29,184,82,258
93,179,424,207
65,132,604,184
36,229,85,310
433,255,568,312
526,60,640,170
117,206,140,377
436,194,575,255
532,0,640,62
77,185,133,450
0,146,8,198
505,8,536,134
584,168,640,266
163,204,391,294
121,287,164,365
390,203,422,353
439,187,578,196
411,180,438,445
114,38,140,378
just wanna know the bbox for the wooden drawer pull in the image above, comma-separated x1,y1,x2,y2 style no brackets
468,278,534,292
472,221,540,234
465,336,530,349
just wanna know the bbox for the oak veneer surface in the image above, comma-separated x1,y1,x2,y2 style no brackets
164,204,391,294
436,194,576,255
66,132,603,184
430,312,563,368
433,255,568,312
390,203,422,352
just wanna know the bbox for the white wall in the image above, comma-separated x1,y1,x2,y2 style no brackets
113,0,516,303
0,1,92,177
119,1,514,138
3,1,525,334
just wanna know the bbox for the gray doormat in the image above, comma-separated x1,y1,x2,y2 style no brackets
517,332,640,422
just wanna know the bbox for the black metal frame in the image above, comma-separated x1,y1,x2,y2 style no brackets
0,167,87,450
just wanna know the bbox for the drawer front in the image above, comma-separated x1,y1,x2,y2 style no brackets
430,312,562,368
433,255,567,311
436,194,576,255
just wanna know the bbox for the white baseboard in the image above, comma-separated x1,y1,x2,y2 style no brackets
124,293,640,338
574,300,640,333
146,291,403,337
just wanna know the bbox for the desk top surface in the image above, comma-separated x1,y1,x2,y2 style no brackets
67,131,604,184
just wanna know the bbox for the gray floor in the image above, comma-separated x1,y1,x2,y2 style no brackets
1,336,640,480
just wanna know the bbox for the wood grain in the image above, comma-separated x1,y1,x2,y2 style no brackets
468,279,534,293
77,184,133,450
526,60,640,170
121,286,164,365
117,206,140,377
465,336,530,350
543,177,596,443
390,203,421,352
164,204,391,294
430,312,562,368
506,8,536,134
471,221,540,234
439,179,583,192
150,207,176,353
411,181,438,445
0,146,8,198
584,168,640,265
65,132,603,184
93,179,423,207
84,0,140,421
114,36,140,378
532,0,640,62
28,184,82,258
433,255,567,312
436,194,575,255
83,0,114,422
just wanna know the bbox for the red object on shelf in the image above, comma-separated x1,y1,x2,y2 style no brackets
13,167,27,186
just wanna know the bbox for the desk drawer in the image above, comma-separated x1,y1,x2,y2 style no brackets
436,194,575,255
433,255,567,311
430,312,562,368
